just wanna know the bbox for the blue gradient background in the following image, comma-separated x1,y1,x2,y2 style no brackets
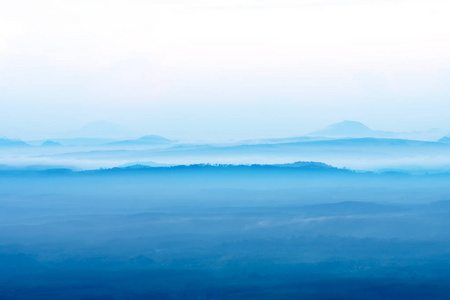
1,0,450,140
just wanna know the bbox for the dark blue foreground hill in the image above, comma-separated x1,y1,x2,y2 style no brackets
0,163,450,299
94,161,351,177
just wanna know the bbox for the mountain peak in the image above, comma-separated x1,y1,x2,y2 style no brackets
324,120,371,132
310,121,394,138
438,136,450,143
40,140,62,147
0,138,30,147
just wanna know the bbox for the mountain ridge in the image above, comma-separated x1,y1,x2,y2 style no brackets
310,120,396,138
0,138,31,148
106,135,172,146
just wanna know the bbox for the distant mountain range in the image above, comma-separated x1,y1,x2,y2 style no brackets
106,161,346,173
309,120,396,138
40,140,62,147
439,136,450,143
274,161,336,169
3,120,450,161
106,135,172,146
25,135,172,147
24,120,450,146
26,138,116,147
0,138,30,148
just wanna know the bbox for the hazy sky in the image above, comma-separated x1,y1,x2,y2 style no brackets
1,0,450,140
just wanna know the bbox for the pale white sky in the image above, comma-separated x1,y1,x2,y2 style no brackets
1,0,450,140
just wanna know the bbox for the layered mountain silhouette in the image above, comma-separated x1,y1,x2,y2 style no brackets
274,161,336,169
0,138,30,147
107,161,346,173
438,136,450,143
310,120,396,138
106,135,171,146
40,140,62,147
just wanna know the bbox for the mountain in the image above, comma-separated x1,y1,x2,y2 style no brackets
120,161,171,168
396,128,449,141
310,120,395,138
52,138,116,147
106,135,172,146
438,136,450,143
274,161,337,170
40,140,62,147
0,138,30,148
237,136,330,145
103,161,348,173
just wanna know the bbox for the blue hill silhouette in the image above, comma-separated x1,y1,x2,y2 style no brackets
40,140,62,147
310,120,395,138
0,138,30,147
438,136,450,143
106,135,171,146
